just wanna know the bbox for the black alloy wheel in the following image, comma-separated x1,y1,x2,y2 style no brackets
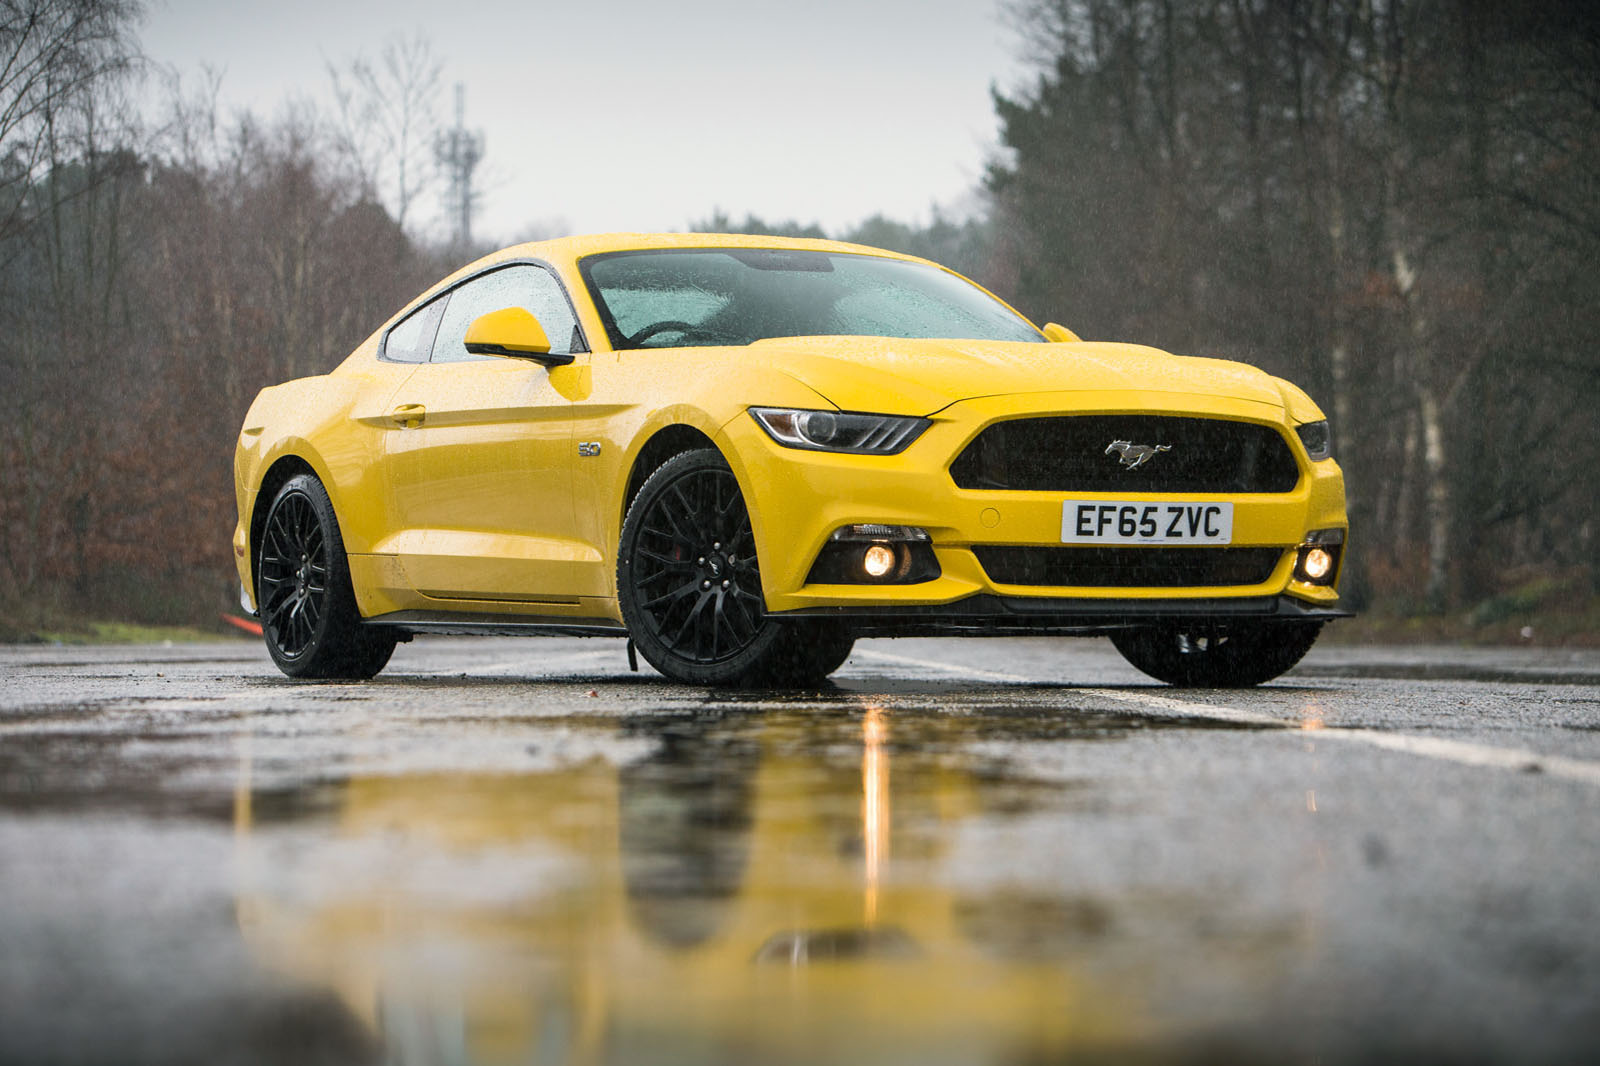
258,473,396,679
618,449,852,686
1108,621,1322,687
259,487,327,659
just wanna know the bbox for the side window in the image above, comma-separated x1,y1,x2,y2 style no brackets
381,297,445,363
430,264,585,363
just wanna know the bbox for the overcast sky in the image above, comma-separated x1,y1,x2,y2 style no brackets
139,0,1028,245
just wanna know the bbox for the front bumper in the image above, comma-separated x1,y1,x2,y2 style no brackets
716,390,1349,615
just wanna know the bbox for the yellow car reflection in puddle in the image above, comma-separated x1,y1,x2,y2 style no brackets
231,708,1151,1064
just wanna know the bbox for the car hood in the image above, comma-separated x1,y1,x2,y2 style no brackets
747,336,1288,416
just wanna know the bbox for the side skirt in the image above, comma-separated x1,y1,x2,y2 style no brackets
365,609,628,639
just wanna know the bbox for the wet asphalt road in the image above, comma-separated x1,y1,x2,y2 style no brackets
2,635,1598,1065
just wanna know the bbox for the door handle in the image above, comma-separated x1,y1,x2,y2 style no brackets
391,403,426,427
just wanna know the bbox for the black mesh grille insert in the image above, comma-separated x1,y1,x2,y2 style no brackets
974,546,1285,588
950,415,1300,493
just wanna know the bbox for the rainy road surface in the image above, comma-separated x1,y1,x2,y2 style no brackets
2,635,1599,1065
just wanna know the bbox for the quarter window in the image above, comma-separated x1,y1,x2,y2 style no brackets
430,264,584,363
381,297,445,362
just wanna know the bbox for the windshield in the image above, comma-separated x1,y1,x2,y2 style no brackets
579,248,1044,350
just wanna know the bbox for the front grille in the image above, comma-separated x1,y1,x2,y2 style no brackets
950,415,1300,493
974,546,1285,587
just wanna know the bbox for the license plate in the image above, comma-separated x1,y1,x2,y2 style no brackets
1061,501,1234,545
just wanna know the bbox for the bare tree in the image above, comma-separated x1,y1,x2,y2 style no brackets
0,0,138,610
326,31,442,232
0,0,138,241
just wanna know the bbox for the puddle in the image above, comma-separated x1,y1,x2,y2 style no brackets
5,684,1590,1064
218,705,1186,1063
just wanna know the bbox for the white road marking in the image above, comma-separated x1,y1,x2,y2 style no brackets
474,647,624,676
854,649,1600,788
1076,686,1286,727
1313,729,1600,786
853,649,1037,686
386,646,626,677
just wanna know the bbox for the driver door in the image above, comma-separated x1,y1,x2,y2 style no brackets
382,263,597,603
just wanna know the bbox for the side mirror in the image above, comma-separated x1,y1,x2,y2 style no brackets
1042,322,1082,343
464,307,574,367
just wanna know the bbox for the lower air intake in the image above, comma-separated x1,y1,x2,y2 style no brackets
974,546,1285,588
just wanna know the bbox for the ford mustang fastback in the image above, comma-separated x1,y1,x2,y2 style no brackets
234,232,1348,685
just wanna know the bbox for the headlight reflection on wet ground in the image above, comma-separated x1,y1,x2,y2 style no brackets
862,703,889,927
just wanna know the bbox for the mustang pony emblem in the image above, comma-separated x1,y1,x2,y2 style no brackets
1105,440,1172,469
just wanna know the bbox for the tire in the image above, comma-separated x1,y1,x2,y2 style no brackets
1109,622,1322,688
257,473,396,679
618,449,851,686
755,622,856,688
793,624,856,682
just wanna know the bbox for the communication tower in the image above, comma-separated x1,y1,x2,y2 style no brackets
434,83,484,248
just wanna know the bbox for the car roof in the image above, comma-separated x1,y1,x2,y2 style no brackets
484,231,928,270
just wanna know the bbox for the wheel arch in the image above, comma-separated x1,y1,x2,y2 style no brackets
618,423,722,530
248,454,323,596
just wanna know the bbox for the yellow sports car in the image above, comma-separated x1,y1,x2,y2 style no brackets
233,232,1348,686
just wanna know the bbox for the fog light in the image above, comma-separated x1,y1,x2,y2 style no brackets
1293,528,1344,585
806,535,941,585
1302,547,1333,581
862,543,897,578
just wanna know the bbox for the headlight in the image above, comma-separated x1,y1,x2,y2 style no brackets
1295,420,1332,461
750,407,931,455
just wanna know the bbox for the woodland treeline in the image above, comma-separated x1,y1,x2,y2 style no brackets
984,0,1599,617
0,2,450,631
1,0,1596,635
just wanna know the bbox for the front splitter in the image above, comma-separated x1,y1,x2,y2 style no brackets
771,593,1351,638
